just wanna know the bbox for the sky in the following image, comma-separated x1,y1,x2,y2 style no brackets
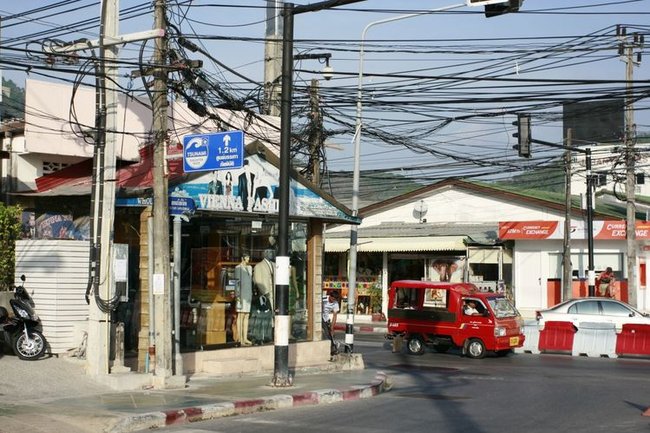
0,0,648,190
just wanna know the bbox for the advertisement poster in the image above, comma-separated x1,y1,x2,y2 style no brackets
173,154,355,221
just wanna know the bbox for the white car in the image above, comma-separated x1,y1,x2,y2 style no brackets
536,298,650,332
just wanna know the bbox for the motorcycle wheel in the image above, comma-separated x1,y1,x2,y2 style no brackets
12,330,46,360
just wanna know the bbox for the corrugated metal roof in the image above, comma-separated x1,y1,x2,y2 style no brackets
324,235,466,253
326,223,499,246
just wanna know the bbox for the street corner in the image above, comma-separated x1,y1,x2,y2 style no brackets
374,371,393,392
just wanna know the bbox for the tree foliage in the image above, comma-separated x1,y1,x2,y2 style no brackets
1,78,25,121
0,203,22,291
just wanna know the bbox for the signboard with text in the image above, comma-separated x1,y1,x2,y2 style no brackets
183,130,244,173
498,220,650,240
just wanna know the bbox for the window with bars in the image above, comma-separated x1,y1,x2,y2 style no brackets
42,161,70,175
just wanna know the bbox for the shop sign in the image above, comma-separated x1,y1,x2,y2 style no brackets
173,154,356,221
169,196,196,216
499,220,650,240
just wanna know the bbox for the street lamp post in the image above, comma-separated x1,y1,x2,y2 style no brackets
347,1,524,351
347,2,467,354
275,0,366,387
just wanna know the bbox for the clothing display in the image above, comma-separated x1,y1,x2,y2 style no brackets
235,256,253,345
249,292,273,344
253,254,275,301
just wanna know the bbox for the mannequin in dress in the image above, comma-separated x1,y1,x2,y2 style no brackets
235,254,253,345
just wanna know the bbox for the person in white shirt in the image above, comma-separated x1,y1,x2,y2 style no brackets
464,300,480,315
322,291,340,356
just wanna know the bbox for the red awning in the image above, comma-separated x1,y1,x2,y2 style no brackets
34,145,184,195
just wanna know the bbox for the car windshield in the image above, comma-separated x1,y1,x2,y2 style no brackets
487,297,519,318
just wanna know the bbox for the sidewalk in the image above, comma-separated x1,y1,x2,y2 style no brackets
333,315,387,335
0,354,391,433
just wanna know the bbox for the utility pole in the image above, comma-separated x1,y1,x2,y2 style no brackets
276,0,366,387
152,0,173,385
618,25,643,307
43,1,164,377
264,0,283,116
562,129,572,301
308,79,322,186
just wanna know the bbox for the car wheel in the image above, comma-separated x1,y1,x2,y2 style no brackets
407,335,425,355
465,338,486,359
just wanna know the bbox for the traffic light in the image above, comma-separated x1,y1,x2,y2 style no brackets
512,113,531,158
483,0,523,18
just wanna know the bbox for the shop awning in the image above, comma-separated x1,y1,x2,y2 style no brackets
324,235,466,253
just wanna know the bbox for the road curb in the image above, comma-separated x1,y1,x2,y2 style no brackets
107,371,392,433
333,323,386,334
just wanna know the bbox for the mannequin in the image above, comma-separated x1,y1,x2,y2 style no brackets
253,249,275,306
234,254,253,345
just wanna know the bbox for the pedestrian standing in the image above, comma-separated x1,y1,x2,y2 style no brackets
597,267,616,297
322,291,340,357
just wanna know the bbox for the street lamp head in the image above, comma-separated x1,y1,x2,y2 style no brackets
322,63,334,80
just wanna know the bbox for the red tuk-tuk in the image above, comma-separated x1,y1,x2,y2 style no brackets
386,280,524,359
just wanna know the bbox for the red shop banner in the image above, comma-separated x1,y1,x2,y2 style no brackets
499,220,650,240
498,221,560,239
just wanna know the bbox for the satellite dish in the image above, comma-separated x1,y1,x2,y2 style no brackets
413,200,428,223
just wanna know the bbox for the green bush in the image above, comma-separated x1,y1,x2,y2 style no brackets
0,203,22,291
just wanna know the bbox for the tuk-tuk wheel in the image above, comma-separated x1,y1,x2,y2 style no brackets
407,336,425,355
465,338,486,359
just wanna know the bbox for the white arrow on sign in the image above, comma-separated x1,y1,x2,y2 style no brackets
223,134,231,146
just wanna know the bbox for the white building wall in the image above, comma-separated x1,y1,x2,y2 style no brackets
330,186,572,233
327,183,650,315
570,149,650,197
512,238,644,318
7,79,281,194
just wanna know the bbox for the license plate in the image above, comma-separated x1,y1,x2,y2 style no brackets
509,336,519,346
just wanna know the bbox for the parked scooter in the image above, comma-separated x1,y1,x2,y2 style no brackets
0,275,47,360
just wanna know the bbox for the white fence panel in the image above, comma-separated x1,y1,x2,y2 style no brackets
15,240,90,354
571,322,618,358
515,319,541,354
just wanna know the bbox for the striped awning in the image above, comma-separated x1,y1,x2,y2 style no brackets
324,236,466,253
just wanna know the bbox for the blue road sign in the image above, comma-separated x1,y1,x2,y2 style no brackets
169,196,196,216
183,130,244,173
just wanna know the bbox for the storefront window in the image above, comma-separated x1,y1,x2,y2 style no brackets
323,252,382,315
548,252,624,279
179,216,308,350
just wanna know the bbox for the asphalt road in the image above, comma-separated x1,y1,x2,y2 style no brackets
156,334,650,433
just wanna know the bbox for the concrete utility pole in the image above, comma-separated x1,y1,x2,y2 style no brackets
90,0,119,377
151,0,173,384
264,0,283,116
618,25,643,307
44,1,164,377
308,79,322,185
562,129,573,301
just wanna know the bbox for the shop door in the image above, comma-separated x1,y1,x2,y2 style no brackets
514,250,544,311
